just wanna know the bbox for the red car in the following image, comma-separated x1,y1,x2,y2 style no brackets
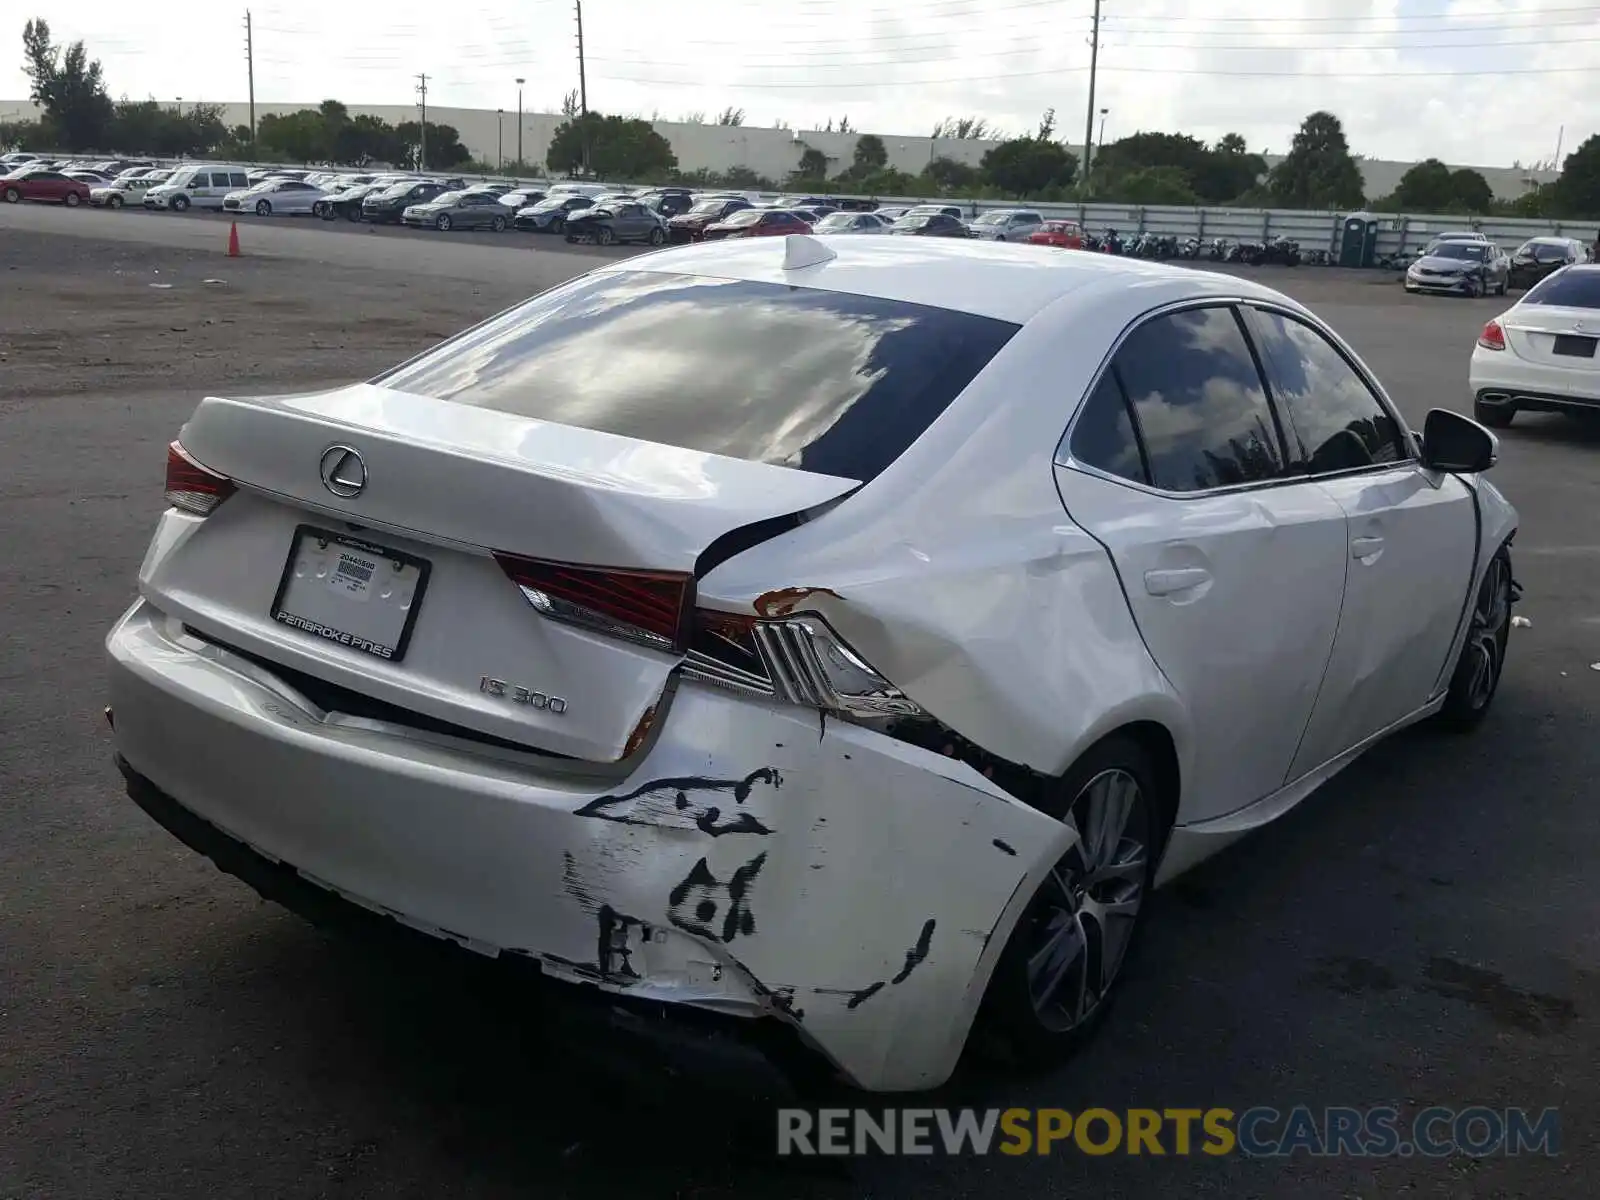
1,168,92,207
1027,219,1087,250
701,208,812,241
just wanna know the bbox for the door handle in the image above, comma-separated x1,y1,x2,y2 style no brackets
1144,567,1211,596
1351,535,1385,560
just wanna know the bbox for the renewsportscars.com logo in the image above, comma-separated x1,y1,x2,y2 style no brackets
776,1106,1561,1158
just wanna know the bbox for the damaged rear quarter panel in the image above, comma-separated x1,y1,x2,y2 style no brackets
560,688,1073,1092
696,280,1195,782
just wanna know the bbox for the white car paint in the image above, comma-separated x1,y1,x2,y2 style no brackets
1470,265,1600,424
222,179,331,216
106,236,1517,1092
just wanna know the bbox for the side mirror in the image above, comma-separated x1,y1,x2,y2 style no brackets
1420,408,1498,473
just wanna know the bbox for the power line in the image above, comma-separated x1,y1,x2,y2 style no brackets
588,61,1600,90
586,30,1600,69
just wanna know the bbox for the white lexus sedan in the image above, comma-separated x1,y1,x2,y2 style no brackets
1470,263,1600,428
106,236,1518,1093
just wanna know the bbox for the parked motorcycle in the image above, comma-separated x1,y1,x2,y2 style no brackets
1262,237,1301,266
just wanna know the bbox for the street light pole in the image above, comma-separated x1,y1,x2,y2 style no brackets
1098,107,1109,155
515,77,525,171
497,109,504,171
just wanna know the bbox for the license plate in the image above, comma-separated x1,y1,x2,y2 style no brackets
270,526,430,661
1553,334,1597,358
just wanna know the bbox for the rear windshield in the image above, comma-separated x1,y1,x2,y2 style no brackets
1523,269,1600,308
374,271,1019,482
1522,241,1570,262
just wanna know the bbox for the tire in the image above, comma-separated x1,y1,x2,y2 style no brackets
65,192,82,207
981,734,1165,1061
597,226,616,246
313,202,328,218
1435,546,1513,731
549,216,564,235
108,194,123,209
346,206,363,222
491,215,507,232
170,194,189,212
2,187,18,204
565,234,577,243
255,199,271,217
1497,278,1508,296
1463,277,1481,299
648,226,666,246
1475,399,1515,428
436,213,452,231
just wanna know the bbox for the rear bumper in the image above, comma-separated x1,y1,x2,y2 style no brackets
106,599,1067,1092
1471,349,1600,412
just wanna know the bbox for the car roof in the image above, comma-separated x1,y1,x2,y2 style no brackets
617,235,1289,325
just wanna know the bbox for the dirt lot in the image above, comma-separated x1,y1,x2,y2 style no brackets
3,220,1595,1199
0,232,528,400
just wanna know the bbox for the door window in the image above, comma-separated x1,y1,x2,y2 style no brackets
1110,305,1287,493
1247,309,1409,473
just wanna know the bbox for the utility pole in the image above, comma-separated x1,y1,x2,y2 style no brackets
415,73,429,171
243,10,256,147
515,77,524,170
1080,0,1101,193
575,0,590,175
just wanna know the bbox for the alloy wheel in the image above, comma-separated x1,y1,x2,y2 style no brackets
1463,553,1511,712
1023,768,1150,1033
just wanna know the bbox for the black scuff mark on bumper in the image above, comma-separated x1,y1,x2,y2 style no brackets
574,768,780,836
993,838,1018,856
668,852,767,944
890,919,936,985
597,905,651,980
812,919,938,1010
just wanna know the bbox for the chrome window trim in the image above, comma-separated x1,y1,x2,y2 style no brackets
1054,295,1419,502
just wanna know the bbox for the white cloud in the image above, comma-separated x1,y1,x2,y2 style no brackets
4,0,1597,166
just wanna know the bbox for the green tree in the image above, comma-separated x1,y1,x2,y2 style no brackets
923,155,978,192
852,133,888,172
931,115,992,140
1390,158,1455,210
715,106,745,126
546,113,675,179
1552,135,1600,218
1267,110,1365,210
1450,169,1493,215
1106,165,1201,205
981,135,1076,198
793,145,830,181
257,109,328,162
21,18,113,150
395,120,469,170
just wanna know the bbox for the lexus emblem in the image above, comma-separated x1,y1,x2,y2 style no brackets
319,445,367,498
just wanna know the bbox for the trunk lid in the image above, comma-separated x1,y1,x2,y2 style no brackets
149,383,857,762
1501,304,1600,369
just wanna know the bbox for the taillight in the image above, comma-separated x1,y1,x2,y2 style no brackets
684,609,922,720
494,553,693,653
164,440,235,515
1478,320,1506,350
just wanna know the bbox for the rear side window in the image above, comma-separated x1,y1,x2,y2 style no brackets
1247,310,1408,473
1111,306,1286,493
1523,269,1600,308
1070,371,1147,484
375,271,1019,482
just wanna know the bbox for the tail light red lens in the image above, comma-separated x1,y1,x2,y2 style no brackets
494,553,693,653
1478,320,1506,350
164,440,235,515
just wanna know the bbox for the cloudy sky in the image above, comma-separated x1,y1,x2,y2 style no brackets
5,0,1596,166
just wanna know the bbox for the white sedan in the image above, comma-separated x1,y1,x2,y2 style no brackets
106,236,1517,1093
812,210,889,235
1470,263,1600,428
221,178,330,217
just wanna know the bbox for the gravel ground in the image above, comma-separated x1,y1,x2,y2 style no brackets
2,217,1595,1199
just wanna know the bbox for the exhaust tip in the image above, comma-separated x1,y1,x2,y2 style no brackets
103,706,114,730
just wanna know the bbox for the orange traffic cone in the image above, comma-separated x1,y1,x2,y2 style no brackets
226,221,240,257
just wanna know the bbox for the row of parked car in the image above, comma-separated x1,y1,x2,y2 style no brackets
1401,230,1596,298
